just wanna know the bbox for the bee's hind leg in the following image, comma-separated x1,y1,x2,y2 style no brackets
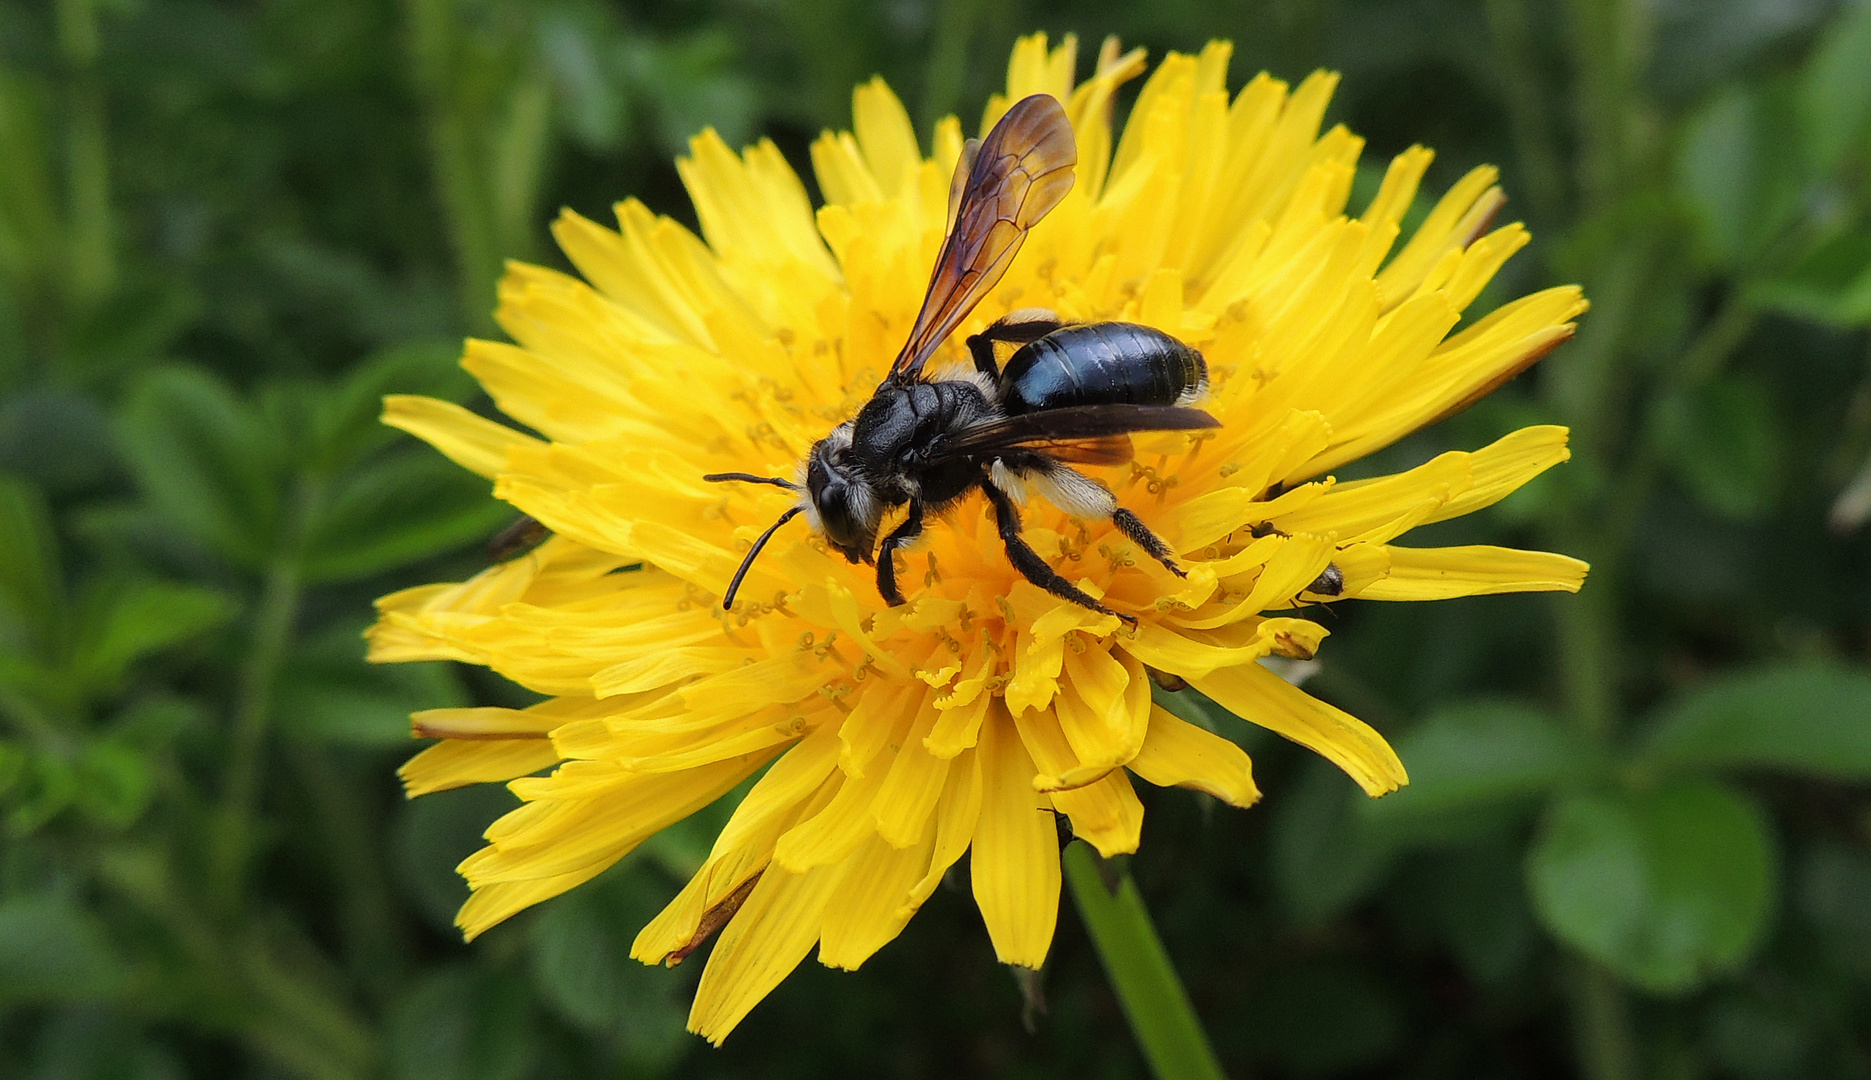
982,480,1133,624
1112,508,1188,579
1022,461,1187,580
966,308,1063,378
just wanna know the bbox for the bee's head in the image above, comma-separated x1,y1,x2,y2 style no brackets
804,423,881,563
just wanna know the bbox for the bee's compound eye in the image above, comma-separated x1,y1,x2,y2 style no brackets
814,481,857,548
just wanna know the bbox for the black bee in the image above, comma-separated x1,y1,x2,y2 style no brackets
707,94,1218,621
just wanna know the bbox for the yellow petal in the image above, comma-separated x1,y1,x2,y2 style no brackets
1128,705,1260,807
971,708,1060,967
872,692,952,847
1357,545,1589,600
400,740,560,798
1051,769,1143,858
1189,662,1406,796
903,745,983,912
852,77,921,199
774,704,913,872
465,752,772,888
382,395,542,480
457,862,612,941
1050,646,1148,776
1421,426,1571,524
688,862,841,1043
817,829,935,970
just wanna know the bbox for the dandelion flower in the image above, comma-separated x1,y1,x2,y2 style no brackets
370,33,1589,1043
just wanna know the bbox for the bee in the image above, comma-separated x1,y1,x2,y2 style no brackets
707,94,1218,622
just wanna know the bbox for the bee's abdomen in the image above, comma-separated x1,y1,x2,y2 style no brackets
999,323,1207,415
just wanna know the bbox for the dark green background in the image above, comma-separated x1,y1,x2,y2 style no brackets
4,0,1871,1077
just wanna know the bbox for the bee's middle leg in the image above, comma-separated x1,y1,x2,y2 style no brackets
873,499,925,606
982,480,1133,624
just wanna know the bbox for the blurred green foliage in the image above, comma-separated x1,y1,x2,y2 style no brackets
1,0,1869,1077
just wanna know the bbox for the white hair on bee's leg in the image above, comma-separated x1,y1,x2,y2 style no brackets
1028,463,1116,520
989,460,1028,504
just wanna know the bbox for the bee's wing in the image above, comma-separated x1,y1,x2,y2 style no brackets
929,405,1220,464
891,95,1077,380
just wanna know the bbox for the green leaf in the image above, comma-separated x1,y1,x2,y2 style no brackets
1637,661,1871,779
298,451,510,583
0,390,119,496
1676,86,1804,268
0,895,128,1002
528,865,692,1070
0,472,61,654
1271,758,1397,924
275,621,465,746
118,368,284,567
1527,780,1776,992
1797,842,1871,975
0,72,59,297
1358,701,1601,839
1749,229,1871,327
72,740,155,828
69,579,236,694
310,339,476,472
388,965,536,1080
1801,0,1871,176
1661,374,1783,521
1416,842,1538,984
539,7,633,150
392,784,520,934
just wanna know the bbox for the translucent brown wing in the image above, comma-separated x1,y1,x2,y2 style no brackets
928,405,1220,464
1007,434,1135,466
891,94,1077,380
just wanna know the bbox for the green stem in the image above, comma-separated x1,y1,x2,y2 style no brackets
1553,3,1654,1069
212,477,316,905
1063,842,1228,1080
1570,958,1640,1080
1484,0,1566,224
289,747,406,1001
56,0,115,303
1603,299,1760,552
402,0,502,334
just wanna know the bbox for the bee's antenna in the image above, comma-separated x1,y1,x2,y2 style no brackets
721,506,802,610
704,472,800,491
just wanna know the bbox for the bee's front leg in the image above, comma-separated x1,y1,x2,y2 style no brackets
873,498,925,606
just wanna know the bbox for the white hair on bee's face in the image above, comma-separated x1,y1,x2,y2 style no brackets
798,421,854,535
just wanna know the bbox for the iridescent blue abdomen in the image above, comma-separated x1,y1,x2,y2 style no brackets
998,322,1207,415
